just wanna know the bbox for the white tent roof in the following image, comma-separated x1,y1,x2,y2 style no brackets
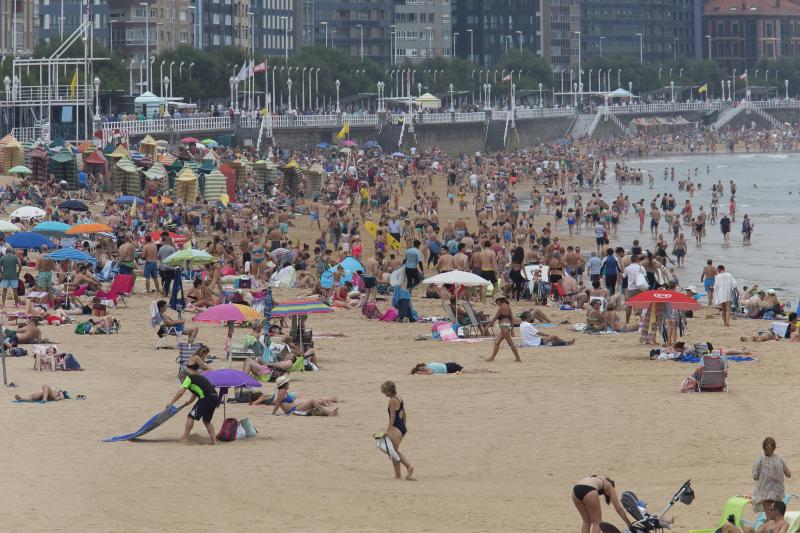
606,88,637,98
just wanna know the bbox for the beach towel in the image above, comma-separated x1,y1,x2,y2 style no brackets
432,321,459,341
375,434,401,463
676,355,756,364
102,404,186,442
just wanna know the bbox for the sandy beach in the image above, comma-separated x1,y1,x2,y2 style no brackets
1,162,797,533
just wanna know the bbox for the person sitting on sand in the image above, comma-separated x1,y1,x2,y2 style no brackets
72,265,102,292
15,384,69,403
601,303,639,333
266,375,339,416
410,362,497,374
721,500,788,533
517,306,563,325
33,345,60,371
585,299,605,332
186,278,213,310
741,314,797,343
157,300,199,344
518,317,575,347
572,475,633,532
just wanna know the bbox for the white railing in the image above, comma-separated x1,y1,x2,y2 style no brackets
710,106,743,130
345,114,379,126
514,107,577,119
240,116,260,128
492,110,510,121
454,112,486,123
171,116,231,132
750,99,800,109
748,104,783,128
601,102,728,114
102,119,167,135
7,85,95,103
421,113,453,124
10,127,43,142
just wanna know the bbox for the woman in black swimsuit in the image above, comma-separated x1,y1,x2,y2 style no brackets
572,475,632,533
381,381,416,481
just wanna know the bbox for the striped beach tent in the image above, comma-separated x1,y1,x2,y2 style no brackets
270,299,333,317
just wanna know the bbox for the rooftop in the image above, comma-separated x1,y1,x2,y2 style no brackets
703,0,800,15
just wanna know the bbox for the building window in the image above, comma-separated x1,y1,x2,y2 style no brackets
134,6,145,17
442,14,449,23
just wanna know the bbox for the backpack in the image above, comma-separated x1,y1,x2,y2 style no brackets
217,418,239,442
74,321,92,335
63,353,82,371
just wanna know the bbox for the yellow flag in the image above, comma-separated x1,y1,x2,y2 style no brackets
698,83,708,94
69,70,78,99
336,122,350,139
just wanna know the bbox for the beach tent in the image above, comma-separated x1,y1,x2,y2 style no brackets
1,136,24,174
84,150,108,177
143,161,167,196
415,92,442,109
139,135,158,160
175,167,198,203
28,145,50,183
306,162,325,196
202,150,219,168
0,134,13,172
202,168,227,199
115,156,141,195
219,163,237,201
50,151,77,189
108,145,132,193
159,152,177,166
320,256,365,289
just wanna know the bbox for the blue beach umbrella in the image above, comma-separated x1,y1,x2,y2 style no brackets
7,232,56,250
116,195,145,205
45,247,97,265
32,221,72,237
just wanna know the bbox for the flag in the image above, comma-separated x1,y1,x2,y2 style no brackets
698,83,707,94
69,70,78,98
336,122,350,139
254,61,267,73
739,72,747,80
235,64,248,82
502,74,512,82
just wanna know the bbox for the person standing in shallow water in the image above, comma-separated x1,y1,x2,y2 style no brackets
380,381,416,481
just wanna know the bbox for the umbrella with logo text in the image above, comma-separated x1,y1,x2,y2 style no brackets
626,290,702,311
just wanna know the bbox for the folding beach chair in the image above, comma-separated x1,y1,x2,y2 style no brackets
177,342,204,375
463,301,494,337
442,301,459,325
589,296,607,312
99,274,134,308
698,354,728,393
150,301,181,349
687,496,749,533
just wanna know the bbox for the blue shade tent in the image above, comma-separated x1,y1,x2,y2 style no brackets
7,232,56,250
45,247,97,265
320,256,365,289
116,195,144,205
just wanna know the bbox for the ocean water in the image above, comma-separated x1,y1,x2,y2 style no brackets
599,153,800,305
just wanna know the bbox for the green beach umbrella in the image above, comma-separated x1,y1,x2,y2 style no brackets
7,165,32,176
163,247,216,267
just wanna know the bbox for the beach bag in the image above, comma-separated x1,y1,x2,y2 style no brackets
63,353,82,371
217,418,239,442
74,321,92,335
362,301,382,320
234,389,261,403
680,377,699,393
379,307,398,322
236,424,247,440
239,418,258,437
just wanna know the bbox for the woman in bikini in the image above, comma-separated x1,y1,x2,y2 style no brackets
487,296,522,362
572,475,633,533
601,303,639,333
267,376,339,416
381,380,415,480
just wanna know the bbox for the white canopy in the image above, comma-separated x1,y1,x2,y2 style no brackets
606,88,637,99
422,270,490,287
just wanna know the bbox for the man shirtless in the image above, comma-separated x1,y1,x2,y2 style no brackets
721,500,788,533
453,243,469,271
701,259,717,304
117,234,136,279
362,252,383,303
141,235,159,294
479,240,498,293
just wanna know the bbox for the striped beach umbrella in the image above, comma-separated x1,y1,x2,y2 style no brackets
270,299,333,317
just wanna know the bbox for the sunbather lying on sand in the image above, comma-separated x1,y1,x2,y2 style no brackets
15,384,69,402
741,313,797,342
410,362,497,374
262,375,339,416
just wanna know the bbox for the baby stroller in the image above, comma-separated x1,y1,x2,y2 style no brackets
600,480,694,533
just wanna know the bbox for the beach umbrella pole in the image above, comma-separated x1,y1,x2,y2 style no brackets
1,346,8,386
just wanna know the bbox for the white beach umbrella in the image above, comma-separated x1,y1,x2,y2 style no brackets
422,270,490,287
10,206,46,220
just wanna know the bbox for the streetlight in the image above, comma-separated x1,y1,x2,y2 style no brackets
163,76,170,114
628,81,633,94
179,61,185,79
229,76,235,109
356,24,364,63
635,32,643,63
705,35,712,60
516,30,523,53
302,66,307,111
726,79,731,101
452,32,459,59
589,68,593,93
670,80,674,102
417,81,422,97
786,79,789,99
538,82,543,108
321,22,328,48
281,16,289,62
598,69,603,92
466,29,474,63
574,30,581,103
377,81,385,112
93,77,101,118
169,61,175,98
139,2,151,92
617,68,621,87
287,78,293,110
189,62,194,80
599,36,605,57
449,83,454,111
335,79,340,113
160,60,166,96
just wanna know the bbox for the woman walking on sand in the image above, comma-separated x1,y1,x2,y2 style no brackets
752,437,791,515
381,381,416,480
486,296,522,362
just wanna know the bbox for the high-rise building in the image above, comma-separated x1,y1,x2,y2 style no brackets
309,0,394,63
1,0,39,56
393,0,451,63
249,0,297,57
578,0,700,63
109,0,192,65
38,0,110,48
543,0,580,72
452,0,544,66
703,0,800,71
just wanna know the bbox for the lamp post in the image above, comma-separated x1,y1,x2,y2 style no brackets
786,79,789,99
93,77,101,118
538,82,543,108
335,79,340,113
139,60,145,95
271,66,277,112
669,67,673,79
599,36,605,56
356,24,364,63
287,78,293,110
163,76,170,114
765,69,769,81
321,22,328,48
179,61,185,79
589,68,593,93
229,76,235,109
377,81,384,112
189,62,194,80
452,32,459,58
516,30,522,52
598,69,603,92
302,66,307,111
574,30,581,103
417,81,422,97
466,29,474,63
636,32,643,63
670,80,674,102
160,60,166,96
732,68,737,101
449,83,454,111
673,37,678,62
628,81,633,95
169,61,175,98
140,2,151,92
726,79,731,101
679,68,684,78
706,35,712,60
617,68,621,87
721,79,725,101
